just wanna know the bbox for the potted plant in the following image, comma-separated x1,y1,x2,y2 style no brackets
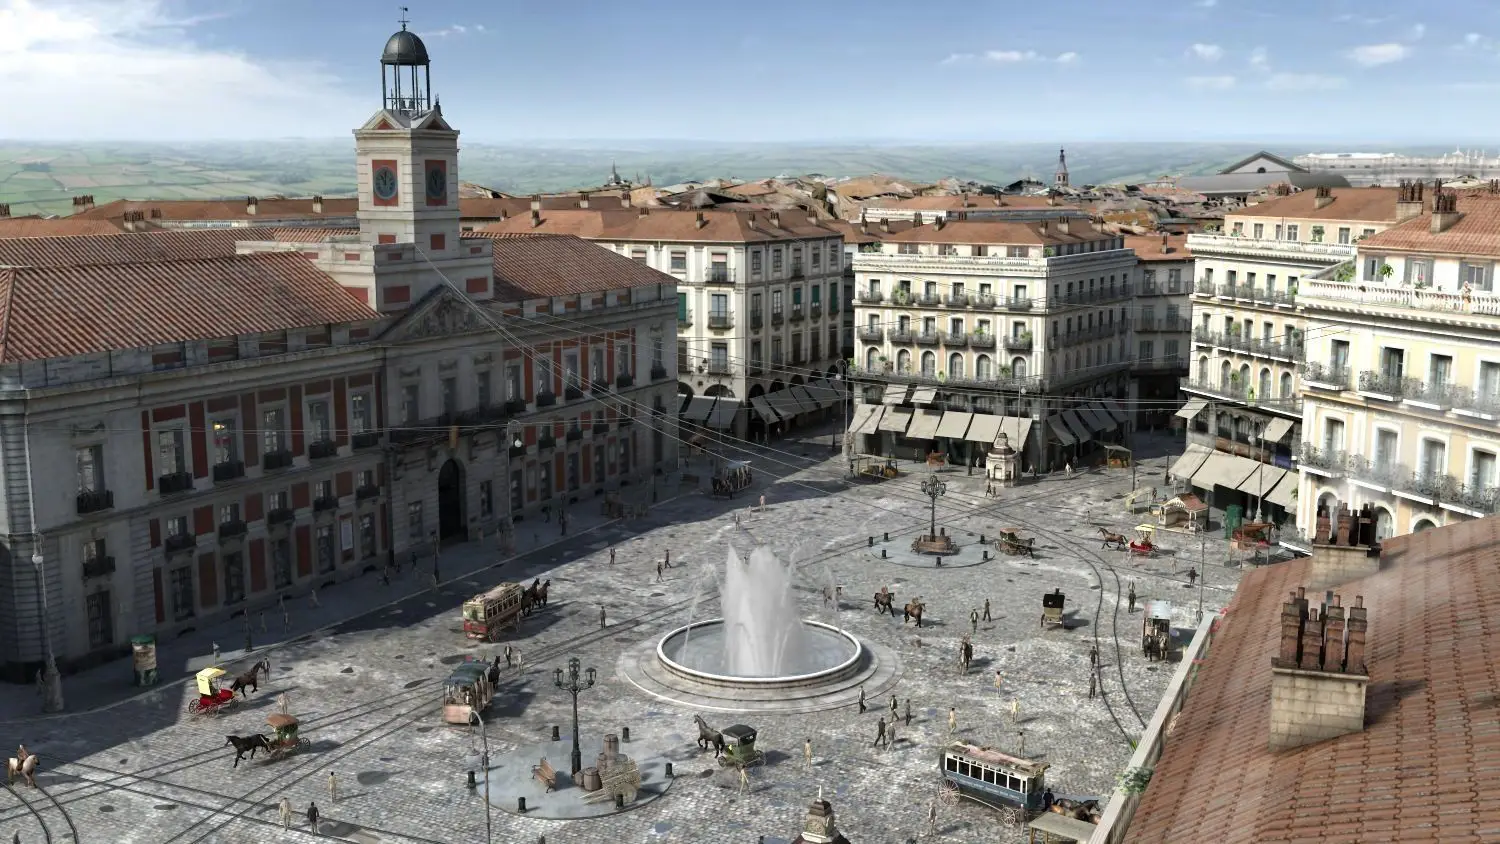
1379,263,1394,280
1310,225,1325,242
999,365,1013,377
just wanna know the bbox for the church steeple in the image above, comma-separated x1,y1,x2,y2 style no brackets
1055,147,1070,187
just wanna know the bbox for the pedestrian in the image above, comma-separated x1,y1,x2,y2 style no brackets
664,549,671,569
970,608,979,634
1089,644,1099,666
872,717,888,748
560,511,568,536
609,546,615,565
928,801,938,833
983,599,992,622
858,687,866,714
947,707,957,738
1043,788,1056,811
279,797,293,829
889,694,898,718
259,611,267,633
904,698,912,727
804,738,813,769
1088,670,1098,699
994,670,1002,689
278,692,290,715
310,588,320,609
328,770,338,803
212,641,220,661
1010,698,1020,724
1188,566,1199,585
1128,582,1137,613
599,605,607,629
306,801,320,836
887,720,897,747
738,766,750,795
504,644,514,668
759,494,766,512
656,561,663,582
1065,461,1073,478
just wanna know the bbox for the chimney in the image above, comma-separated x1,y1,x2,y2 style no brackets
312,195,324,214
695,211,707,229
530,209,542,227
933,216,945,231
1269,585,1370,751
530,195,541,212
1431,186,1462,234
579,191,590,209
769,210,782,229
1314,185,1334,210
246,196,259,215
1039,220,1049,233
621,194,632,208
1309,503,1379,586
150,208,162,220
994,196,1003,207
1056,216,1070,235
1490,179,1500,195
638,207,650,219
913,212,924,226
498,209,508,221
1160,232,1171,253
1395,179,1425,222
0,204,8,219
746,212,756,229
879,218,890,234
960,192,970,208
859,220,868,235
1047,194,1056,207
1275,183,1291,197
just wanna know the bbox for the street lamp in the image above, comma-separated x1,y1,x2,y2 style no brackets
1253,421,1266,523
834,359,850,459
469,710,492,843
502,420,524,554
32,550,63,713
920,472,947,540
553,657,597,775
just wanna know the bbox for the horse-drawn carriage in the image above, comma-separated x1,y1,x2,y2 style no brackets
938,741,1048,827
188,666,237,715
264,713,309,759
462,582,524,642
1142,600,1173,661
1040,589,1066,630
1129,525,1157,557
442,662,495,725
717,724,765,769
996,528,1035,557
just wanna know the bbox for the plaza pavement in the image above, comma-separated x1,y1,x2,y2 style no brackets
0,424,1245,843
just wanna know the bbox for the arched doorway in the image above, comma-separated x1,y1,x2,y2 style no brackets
1412,517,1438,533
1374,506,1395,541
437,459,465,539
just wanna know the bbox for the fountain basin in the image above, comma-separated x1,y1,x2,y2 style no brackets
656,619,863,688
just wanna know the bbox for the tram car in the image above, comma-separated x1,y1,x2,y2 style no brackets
442,662,495,725
939,741,1050,812
462,582,524,642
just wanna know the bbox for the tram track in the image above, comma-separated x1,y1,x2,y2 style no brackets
5,777,80,844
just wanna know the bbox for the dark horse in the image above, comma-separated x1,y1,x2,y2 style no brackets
225,734,270,768
692,714,724,756
230,658,270,699
903,599,925,628
873,587,896,616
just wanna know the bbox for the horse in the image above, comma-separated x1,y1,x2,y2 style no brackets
873,588,895,616
6,754,37,787
903,600,925,628
225,734,271,768
1098,527,1128,551
231,658,270,699
692,714,724,756
958,639,973,674
537,580,551,608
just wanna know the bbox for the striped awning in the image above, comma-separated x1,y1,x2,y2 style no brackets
1000,416,1034,449
1193,452,1258,490
1263,417,1294,443
750,395,780,424
682,396,716,423
965,413,1003,445
1266,473,1299,509
883,383,912,405
936,411,973,439
705,400,739,430
1237,464,1289,497
765,390,799,418
1061,409,1093,443
906,410,944,440
847,403,877,434
1079,405,1113,432
1104,399,1130,424
879,407,913,433
1047,415,1077,446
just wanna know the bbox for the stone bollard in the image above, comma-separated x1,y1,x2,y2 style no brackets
881,549,888,558
552,725,560,741
980,534,986,544
936,557,943,567
467,771,476,788
615,793,625,809
665,762,674,777
884,532,890,542
621,726,631,742
868,536,875,547
983,550,990,561
518,797,527,813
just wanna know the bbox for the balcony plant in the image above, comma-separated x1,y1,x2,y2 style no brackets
892,289,911,305
1310,226,1324,242
1334,263,1355,283
1379,264,1394,280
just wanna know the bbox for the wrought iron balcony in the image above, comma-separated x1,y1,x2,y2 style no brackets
218,519,248,540
212,460,245,482
708,265,732,284
748,361,764,375
678,309,693,327
858,327,885,342
1450,385,1500,416
592,422,610,437
615,372,635,388
827,300,840,315
352,430,381,450
262,450,294,471
158,471,194,495
971,293,997,309
1298,444,1347,476
857,290,884,304
771,311,785,326
945,293,968,308
536,390,557,408
709,313,733,329
790,306,806,323
1194,278,1215,296
76,489,114,515
651,363,669,380
164,533,196,555
1004,297,1034,312
1300,362,1350,391
890,329,914,344
356,484,380,501
939,331,968,347
565,385,584,401
790,264,805,279
1180,376,1304,411
1137,317,1193,333
267,507,295,525
968,332,996,349
917,293,942,307
538,434,557,451
1357,370,1406,398
913,332,941,346
309,440,338,460
1004,334,1033,351
810,303,823,319
82,555,115,580
566,426,584,442
1401,378,1458,408
707,362,733,375
504,398,528,415
750,312,764,330
313,495,338,513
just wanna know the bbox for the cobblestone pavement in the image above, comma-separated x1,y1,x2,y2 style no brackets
0,430,1244,844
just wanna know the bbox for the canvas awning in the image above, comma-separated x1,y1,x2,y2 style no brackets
1263,417,1294,443
765,390,799,418
1237,464,1290,497
851,404,884,436
1081,404,1114,432
1047,415,1077,445
682,396,716,423
790,385,819,410
1193,452,1258,490
1104,398,1130,424
1000,416,1035,449
910,386,938,405
936,411,973,439
1175,397,1209,421
1062,409,1093,443
1168,444,1213,479
1088,401,1119,431
705,400,740,430
879,407,913,433
806,381,842,406
965,413,1003,445
883,383,912,405
906,410,944,440
1266,473,1299,509
846,402,874,433
750,395,780,424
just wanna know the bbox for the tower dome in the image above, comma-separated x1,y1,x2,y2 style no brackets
378,14,433,115
382,27,429,66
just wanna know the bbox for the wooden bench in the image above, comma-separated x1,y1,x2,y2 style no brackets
532,757,558,792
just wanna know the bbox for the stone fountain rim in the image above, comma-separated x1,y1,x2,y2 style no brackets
655,618,863,686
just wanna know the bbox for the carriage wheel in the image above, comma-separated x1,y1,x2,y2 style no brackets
999,806,1022,829
187,700,203,714
298,738,310,747
939,780,960,806
748,753,765,769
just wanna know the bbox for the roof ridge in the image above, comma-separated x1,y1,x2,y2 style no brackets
0,269,14,363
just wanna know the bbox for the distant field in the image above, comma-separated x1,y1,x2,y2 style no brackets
0,140,1467,217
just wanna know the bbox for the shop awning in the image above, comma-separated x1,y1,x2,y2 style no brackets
1104,398,1130,424
1263,417,1294,443
1062,409,1093,443
1081,404,1114,432
910,386,938,405
846,402,876,434
1193,452,1257,490
1088,401,1119,431
906,410,943,440
1237,464,1289,497
1168,444,1213,479
936,411,973,439
682,396,716,423
1047,415,1077,446
765,390,798,419
965,413,1003,445
806,381,842,407
879,407,913,433
1175,397,1209,421
705,400,740,430
790,385,819,411
1000,416,1035,449
1266,473,1299,509
883,383,912,405
750,395,780,424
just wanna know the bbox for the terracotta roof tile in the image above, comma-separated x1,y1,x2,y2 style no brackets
1124,233,1192,261
0,227,354,268
1123,515,1500,844
0,217,126,237
476,207,837,243
1358,192,1500,257
459,194,632,219
470,233,677,300
873,193,1068,211
822,218,919,244
74,197,358,222
1232,187,1402,223
879,218,1111,246
0,253,375,363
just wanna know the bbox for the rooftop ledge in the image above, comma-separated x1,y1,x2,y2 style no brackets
1299,278,1500,319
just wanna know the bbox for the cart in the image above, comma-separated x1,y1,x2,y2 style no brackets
1232,521,1274,551
717,724,765,768
187,666,237,715
264,713,310,759
1040,589,1066,629
853,455,899,481
1129,525,1157,557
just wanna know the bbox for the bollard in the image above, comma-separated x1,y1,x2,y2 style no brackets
621,726,631,742
552,725,560,741
868,536,875,547
518,796,527,813
980,534,986,544
467,770,476,788
983,550,990,561
881,549,888,558
665,762,674,777
615,793,625,809
884,532,890,542
936,557,943,567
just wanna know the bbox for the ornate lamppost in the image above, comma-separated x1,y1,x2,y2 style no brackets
920,472,946,541
32,549,63,713
502,420,524,555
469,710,492,843
553,657,596,775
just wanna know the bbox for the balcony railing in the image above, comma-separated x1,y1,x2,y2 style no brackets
707,362,733,375
709,313,733,329
939,331,968,347
1357,370,1405,398
1180,376,1304,411
771,311,785,326
352,430,381,450
968,332,996,349
1004,334,1033,351
356,484,380,501
218,519,248,540
164,533,196,555
678,309,693,327
267,507,295,526
810,303,823,319
309,440,338,460
858,290,884,304
313,495,338,513
82,555,115,580
858,327,885,342
616,372,635,388
76,489,114,515
536,390,557,408
790,264,804,279
212,460,245,482
651,362,669,381
913,332,941,346
1450,385,1500,416
1004,297,1034,311
1298,444,1347,476
159,471,194,495
850,365,1043,393
917,293,942,307
1300,279,1500,319
538,435,557,451
566,426,584,443
1134,355,1187,374
262,450,293,471
564,384,585,401
971,293,997,309
890,329,914,344
1400,378,1458,408
1194,278,1215,296
1136,317,1192,333
708,266,732,284
1301,362,1350,391
790,306,806,322
751,313,764,330
1186,233,1357,261
945,293,968,308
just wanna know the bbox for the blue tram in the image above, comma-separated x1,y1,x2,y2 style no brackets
940,741,1050,812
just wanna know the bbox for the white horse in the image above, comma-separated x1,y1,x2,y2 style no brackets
8,754,38,787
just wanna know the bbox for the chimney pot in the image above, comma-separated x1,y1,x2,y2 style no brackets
579,191,590,209
934,216,945,231
695,211,706,229
312,195,323,213
530,195,541,212
1297,586,1306,599
0,203,8,219
769,211,781,228
530,209,541,227
639,207,649,218
246,196,258,214
913,213,924,226
1354,595,1363,608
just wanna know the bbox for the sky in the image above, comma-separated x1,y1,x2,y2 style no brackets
5,0,1500,144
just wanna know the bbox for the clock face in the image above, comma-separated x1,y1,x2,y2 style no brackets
425,159,448,206
372,165,399,202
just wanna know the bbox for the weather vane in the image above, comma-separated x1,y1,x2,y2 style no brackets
399,6,409,29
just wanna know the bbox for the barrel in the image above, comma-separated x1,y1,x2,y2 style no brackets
580,766,602,792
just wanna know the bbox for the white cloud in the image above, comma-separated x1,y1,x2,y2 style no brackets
1195,0,1217,7
940,53,974,65
1186,75,1236,90
1248,46,1270,69
0,0,362,140
1347,43,1411,65
1410,23,1426,40
984,50,1039,62
942,49,1075,66
1265,73,1346,91
426,23,486,38
1055,52,1079,64
1188,43,1223,61
1335,13,1392,25
1457,32,1495,51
